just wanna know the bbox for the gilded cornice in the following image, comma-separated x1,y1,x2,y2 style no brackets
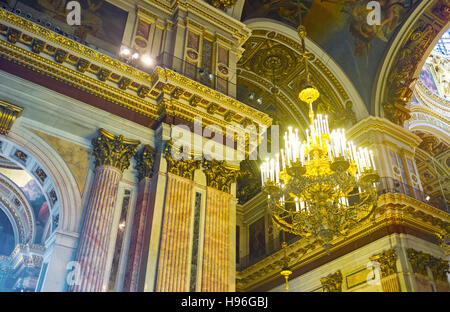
0,99,23,135
320,270,343,292
203,159,239,193
369,248,397,277
92,129,140,173
134,145,156,181
414,79,450,116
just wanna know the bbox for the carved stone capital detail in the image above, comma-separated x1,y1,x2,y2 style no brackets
134,145,156,181
92,128,140,172
0,100,23,135
369,248,397,277
320,270,343,292
407,248,449,282
203,159,238,193
164,144,200,180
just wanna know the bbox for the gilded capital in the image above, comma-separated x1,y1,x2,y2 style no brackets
0,100,23,135
203,159,239,193
134,145,156,181
320,270,343,292
370,248,397,277
429,257,449,282
164,143,200,180
92,128,140,172
406,248,431,276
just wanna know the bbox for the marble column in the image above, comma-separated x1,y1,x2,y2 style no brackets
70,129,139,292
201,159,238,291
123,145,155,292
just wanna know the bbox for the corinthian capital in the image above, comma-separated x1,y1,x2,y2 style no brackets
370,248,398,277
92,128,140,172
203,159,239,193
320,270,343,292
134,145,156,181
164,143,200,180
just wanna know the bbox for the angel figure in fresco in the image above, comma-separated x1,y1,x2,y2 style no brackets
337,0,419,64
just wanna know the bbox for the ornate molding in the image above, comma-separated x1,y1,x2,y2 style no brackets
92,129,140,173
429,257,449,282
134,145,156,181
164,143,200,180
369,248,398,277
0,99,23,135
203,159,239,193
320,270,343,292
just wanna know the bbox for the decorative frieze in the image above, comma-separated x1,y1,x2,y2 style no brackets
164,144,200,180
0,100,23,135
320,270,343,292
91,128,140,172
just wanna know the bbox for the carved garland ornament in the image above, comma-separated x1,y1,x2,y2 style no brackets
92,128,140,172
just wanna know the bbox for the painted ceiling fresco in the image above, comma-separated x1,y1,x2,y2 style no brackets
242,0,422,109
0,0,128,54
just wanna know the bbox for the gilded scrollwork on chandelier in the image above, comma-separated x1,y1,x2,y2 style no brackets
203,159,239,193
91,128,140,172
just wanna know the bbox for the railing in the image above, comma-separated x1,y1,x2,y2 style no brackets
378,177,448,213
237,176,448,272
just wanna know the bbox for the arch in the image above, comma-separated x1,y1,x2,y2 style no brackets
0,174,36,245
372,0,450,124
241,18,368,124
1,126,82,235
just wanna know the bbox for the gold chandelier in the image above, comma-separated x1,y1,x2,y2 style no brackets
260,26,379,253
